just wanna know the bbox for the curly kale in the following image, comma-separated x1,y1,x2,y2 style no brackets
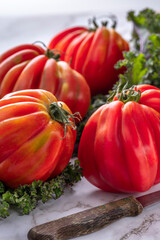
0,160,82,218
128,8,160,51
107,33,160,101
128,8,160,33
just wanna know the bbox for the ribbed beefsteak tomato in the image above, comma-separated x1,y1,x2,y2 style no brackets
0,89,77,188
78,84,160,193
48,18,129,95
0,44,91,120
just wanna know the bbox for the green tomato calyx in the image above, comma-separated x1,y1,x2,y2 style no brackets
116,82,141,103
49,102,81,138
45,49,61,61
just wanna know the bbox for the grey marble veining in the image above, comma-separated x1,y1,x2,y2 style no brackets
1,11,160,240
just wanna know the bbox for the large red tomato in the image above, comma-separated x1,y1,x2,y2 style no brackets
78,84,160,193
0,44,91,120
0,89,77,188
48,19,129,95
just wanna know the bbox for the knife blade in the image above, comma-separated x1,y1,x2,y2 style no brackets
27,190,160,240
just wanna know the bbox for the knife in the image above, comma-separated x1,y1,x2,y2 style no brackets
27,190,160,240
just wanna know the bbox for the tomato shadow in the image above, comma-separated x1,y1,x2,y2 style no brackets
86,187,131,204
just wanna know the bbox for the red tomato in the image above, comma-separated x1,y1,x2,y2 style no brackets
78,85,160,193
48,20,129,95
0,44,91,120
0,89,77,188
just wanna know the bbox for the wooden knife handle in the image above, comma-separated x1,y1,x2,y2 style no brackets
28,196,143,240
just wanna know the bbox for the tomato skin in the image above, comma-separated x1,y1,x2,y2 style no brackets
135,84,159,93
0,50,40,83
0,44,91,120
48,27,87,54
48,26,129,95
0,44,45,63
78,85,160,193
0,89,76,188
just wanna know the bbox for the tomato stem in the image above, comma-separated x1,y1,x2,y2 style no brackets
88,15,117,31
32,41,62,61
49,102,81,138
45,49,61,61
32,41,47,48
116,81,141,103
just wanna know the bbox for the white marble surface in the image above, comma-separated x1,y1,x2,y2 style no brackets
0,0,160,16
0,11,132,54
1,4,160,240
1,177,160,240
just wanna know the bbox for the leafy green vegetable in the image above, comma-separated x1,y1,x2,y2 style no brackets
0,160,82,218
110,10,160,97
128,8,160,33
107,33,160,100
115,51,148,84
128,8,160,51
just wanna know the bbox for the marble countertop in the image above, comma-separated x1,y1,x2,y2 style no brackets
1,6,160,240
1,176,160,240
